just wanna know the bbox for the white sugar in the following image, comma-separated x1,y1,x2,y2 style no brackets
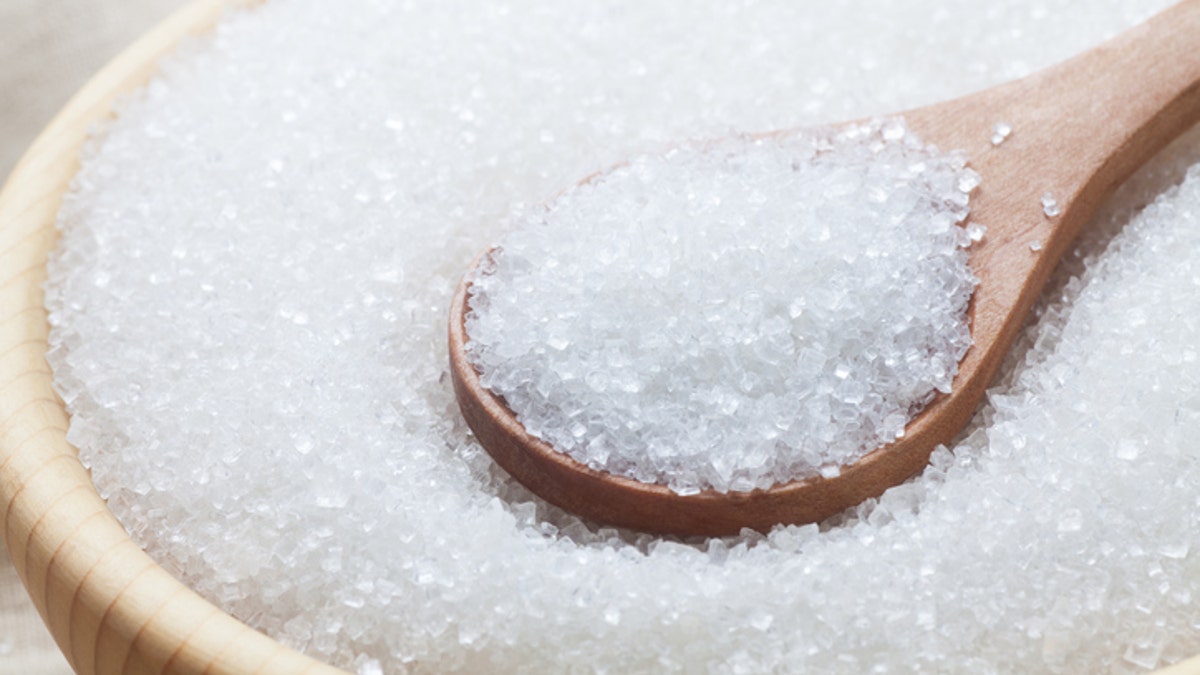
44,0,1198,673
1043,192,1062,217
991,121,1013,146
466,125,976,493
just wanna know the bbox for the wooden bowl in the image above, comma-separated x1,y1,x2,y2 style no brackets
1,1,1199,673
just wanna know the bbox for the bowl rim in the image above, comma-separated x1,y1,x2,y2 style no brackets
0,0,345,672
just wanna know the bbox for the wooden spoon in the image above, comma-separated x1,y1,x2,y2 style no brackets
449,0,1200,537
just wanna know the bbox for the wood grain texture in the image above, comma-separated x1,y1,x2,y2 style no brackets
0,0,346,672
450,0,1200,537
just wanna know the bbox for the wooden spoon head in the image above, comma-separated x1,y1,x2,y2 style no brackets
448,247,969,537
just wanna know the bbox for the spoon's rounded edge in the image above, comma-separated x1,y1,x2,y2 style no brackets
448,249,975,538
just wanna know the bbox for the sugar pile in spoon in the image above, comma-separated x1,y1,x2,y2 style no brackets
466,123,978,493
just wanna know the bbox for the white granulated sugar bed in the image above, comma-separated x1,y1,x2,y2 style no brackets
43,0,1198,673
466,125,976,494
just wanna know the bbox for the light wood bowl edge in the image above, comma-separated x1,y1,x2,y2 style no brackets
0,0,346,672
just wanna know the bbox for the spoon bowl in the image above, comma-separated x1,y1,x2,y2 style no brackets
450,0,1200,537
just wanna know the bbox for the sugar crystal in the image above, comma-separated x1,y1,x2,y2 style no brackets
991,122,1013,146
1042,192,1062,217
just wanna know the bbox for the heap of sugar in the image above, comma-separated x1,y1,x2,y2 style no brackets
466,125,977,494
44,0,1198,672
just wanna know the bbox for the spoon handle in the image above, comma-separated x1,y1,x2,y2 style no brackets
895,0,1200,497
992,0,1200,232
911,0,1200,254
1053,0,1200,206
